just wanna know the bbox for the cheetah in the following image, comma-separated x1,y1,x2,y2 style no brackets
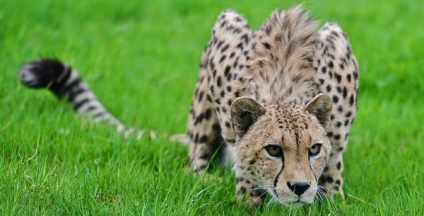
18,5,359,208
187,6,359,206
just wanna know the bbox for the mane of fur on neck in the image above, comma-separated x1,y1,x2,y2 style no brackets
242,6,319,106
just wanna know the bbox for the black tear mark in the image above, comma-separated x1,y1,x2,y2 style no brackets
273,157,285,195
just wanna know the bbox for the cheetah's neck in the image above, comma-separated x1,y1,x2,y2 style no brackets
235,7,320,107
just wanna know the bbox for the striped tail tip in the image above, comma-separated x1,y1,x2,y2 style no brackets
19,58,69,89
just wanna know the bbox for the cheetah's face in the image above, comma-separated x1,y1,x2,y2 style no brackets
231,94,332,206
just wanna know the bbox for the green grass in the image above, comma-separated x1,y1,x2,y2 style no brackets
1,0,423,215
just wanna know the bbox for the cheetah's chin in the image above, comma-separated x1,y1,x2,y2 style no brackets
282,201,306,208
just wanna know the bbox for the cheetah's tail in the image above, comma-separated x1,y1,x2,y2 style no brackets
19,58,151,139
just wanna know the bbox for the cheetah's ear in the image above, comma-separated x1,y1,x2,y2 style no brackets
231,98,266,137
305,93,333,128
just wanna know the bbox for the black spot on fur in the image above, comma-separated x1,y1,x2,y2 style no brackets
332,95,339,103
224,66,231,77
221,44,229,53
262,42,271,50
217,76,222,87
343,87,348,98
230,52,235,59
335,74,342,83
199,135,208,143
334,134,341,140
240,187,247,194
204,108,212,120
219,55,226,63
212,123,220,131
346,74,352,82
227,99,233,106
344,119,349,126
226,86,232,92
198,91,204,102
349,94,354,106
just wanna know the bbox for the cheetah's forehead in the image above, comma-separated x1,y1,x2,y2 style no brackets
265,104,313,126
262,105,323,147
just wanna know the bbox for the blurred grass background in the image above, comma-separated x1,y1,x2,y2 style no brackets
1,0,423,215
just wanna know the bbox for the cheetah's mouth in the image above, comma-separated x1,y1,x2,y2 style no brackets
271,191,310,207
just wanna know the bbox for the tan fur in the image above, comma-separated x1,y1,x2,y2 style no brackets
187,5,359,207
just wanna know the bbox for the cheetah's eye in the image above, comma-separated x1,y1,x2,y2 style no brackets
265,145,283,158
308,144,322,157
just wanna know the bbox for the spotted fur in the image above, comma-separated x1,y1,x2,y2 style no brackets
187,6,359,207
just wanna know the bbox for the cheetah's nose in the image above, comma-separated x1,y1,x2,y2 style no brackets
287,182,310,196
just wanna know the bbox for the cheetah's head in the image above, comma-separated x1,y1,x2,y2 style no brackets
230,93,332,207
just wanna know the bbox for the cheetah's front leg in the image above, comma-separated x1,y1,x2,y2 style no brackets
319,151,344,198
187,53,222,171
